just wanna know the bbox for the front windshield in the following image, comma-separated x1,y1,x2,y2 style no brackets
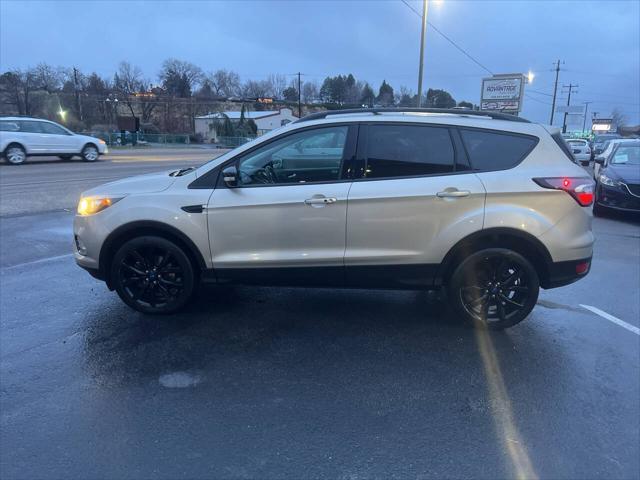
611,145,640,165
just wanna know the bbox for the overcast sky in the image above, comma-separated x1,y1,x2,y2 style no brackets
1,0,639,126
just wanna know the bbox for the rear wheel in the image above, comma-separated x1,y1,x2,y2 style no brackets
81,144,99,162
4,144,26,165
111,236,196,314
448,248,539,330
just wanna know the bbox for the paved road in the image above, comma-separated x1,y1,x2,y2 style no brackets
0,193,638,477
0,148,226,216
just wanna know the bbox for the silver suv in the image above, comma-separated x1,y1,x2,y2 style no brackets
74,109,594,329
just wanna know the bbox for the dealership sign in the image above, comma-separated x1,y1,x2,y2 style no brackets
480,74,525,113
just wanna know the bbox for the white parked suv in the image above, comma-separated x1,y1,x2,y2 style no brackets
0,117,107,165
74,108,594,329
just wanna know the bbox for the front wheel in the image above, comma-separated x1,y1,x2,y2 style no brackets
111,236,197,314
448,248,539,330
81,144,99,162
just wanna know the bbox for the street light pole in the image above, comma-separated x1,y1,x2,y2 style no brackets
582,101,592,132
416,0,428,107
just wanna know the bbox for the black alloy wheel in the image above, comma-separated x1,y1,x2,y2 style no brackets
449,248,539,330
112,236,196,314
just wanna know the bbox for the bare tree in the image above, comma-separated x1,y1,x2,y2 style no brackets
611,108,628,128
32,63,64,93
159,58,203,92
206,69,241,98
113,61,144,117
266,73,287,99
301,80,319,103
242,79,270,99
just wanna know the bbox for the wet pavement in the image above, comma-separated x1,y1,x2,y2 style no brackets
1,208,639,479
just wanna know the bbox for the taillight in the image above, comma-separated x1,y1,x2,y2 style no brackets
533,177,595,206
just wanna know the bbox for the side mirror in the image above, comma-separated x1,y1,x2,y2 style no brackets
222,165,238,187
594,156,605,165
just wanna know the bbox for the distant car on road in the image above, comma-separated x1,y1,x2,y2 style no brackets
566,138,591,166
592,133,621,159
593,140,640,216
0,117,108,165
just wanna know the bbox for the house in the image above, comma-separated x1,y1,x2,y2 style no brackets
195,108,297,142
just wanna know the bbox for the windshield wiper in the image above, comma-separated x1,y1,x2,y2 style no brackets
170,167,196,177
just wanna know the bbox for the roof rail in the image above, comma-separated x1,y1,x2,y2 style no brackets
293,107,531,124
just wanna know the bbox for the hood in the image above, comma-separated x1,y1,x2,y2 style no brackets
82,170,177,197
607,164,640,184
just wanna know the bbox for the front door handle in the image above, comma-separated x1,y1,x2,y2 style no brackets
304,197,337,205
436,190,470,198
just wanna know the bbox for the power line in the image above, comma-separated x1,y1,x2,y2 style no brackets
400,0,493,75
528,88,553,97
524,94,551,106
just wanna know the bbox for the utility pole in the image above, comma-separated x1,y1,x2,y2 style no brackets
582,101,592,132
549,59,562,125
73,67,83,122
561,83,578,133
297,72,302,118
416,0,428,107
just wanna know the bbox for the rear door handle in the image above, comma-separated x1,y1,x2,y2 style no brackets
436,190,470,198
304,197,337,205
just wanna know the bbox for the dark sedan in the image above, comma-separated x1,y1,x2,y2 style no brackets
593,140,640,216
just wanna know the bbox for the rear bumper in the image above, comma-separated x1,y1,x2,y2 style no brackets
543,257,592,289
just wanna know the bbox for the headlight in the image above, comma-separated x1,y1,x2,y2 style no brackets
98,139,106,145
77,196,122,215
598,174,619,187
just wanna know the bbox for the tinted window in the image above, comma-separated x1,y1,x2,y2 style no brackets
365,124,454,178
40,122,69,135
18,121,43,133
0,121,19,132
461,129,538,170
237,126,348,186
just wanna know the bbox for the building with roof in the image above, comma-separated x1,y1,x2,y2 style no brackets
195,108,297,142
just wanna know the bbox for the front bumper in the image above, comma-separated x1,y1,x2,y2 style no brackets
596,183,640,212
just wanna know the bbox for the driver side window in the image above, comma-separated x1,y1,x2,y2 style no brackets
236,126,348,186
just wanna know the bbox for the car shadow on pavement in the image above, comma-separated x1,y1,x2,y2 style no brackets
80,284,565,392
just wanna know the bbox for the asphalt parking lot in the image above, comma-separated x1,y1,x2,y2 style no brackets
1,151,639,479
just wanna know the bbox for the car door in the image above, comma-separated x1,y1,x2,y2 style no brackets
38,121,76,153
206,124,357,287
344,122,486,288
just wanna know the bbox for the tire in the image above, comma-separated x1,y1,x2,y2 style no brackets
448,248,540,330
111,236,197,314
58,155,73,161
81,144,99,162
3,144,26,165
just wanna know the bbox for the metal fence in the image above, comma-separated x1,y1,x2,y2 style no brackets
80,132,191,146
215,136,256,148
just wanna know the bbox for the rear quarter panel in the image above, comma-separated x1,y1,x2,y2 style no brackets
477,127,593,262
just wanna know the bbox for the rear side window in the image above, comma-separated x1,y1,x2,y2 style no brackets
0,121,19,132
40,122,69,135
18,121,43,133
365,124,454,178
460,129,538,170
